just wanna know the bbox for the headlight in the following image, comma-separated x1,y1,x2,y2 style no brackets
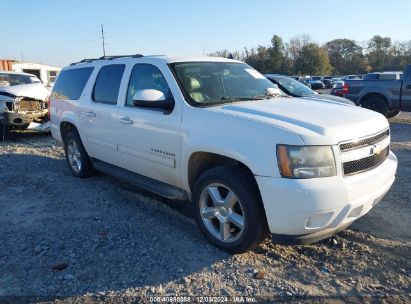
277,145,336,178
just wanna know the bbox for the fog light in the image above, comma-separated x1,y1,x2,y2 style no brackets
305,212,333,229
348,205,363,218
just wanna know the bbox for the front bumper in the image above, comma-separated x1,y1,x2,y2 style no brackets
0,109,48,128
256,151,397,240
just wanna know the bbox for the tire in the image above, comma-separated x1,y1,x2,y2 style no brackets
63,130,93,178
192,165,268,254
361,97,389,116
385,110,400,119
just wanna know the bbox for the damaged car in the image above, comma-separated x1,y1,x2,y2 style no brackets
0,71,49,137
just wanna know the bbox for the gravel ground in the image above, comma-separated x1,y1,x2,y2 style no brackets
0,113,410,303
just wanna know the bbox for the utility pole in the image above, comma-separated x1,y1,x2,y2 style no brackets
101,24,106,57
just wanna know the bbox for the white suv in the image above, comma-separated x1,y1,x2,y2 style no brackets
50,55,397,253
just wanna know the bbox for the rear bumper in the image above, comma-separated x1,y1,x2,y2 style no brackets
256,151,397,241
50,122,62,143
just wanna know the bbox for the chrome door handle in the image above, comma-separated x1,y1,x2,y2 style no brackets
82,111,96,117
119,117,134,124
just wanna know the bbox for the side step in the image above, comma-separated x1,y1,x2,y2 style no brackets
92,159,187,200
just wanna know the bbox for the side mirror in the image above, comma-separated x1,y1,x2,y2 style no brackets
133,89,174,111
266,85,282,97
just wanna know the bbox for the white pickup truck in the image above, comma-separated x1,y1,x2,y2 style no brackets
50,55,397,253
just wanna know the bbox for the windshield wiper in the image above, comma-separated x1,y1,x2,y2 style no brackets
196,96,265,108
220,96,264,101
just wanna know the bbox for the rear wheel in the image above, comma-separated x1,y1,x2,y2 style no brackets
192,165,268,254
63,131,93,178
361,97,389,116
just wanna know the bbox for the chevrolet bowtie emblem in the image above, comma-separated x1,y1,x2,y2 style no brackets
370,143,383,155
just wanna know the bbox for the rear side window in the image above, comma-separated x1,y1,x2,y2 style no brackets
52,67,93,100
93,64,125,104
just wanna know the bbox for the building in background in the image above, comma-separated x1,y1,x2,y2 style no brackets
0,59,61,88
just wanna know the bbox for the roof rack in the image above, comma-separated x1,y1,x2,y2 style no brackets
70,54,143,65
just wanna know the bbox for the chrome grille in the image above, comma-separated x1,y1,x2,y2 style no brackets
343,147,389,176
340,129,390,152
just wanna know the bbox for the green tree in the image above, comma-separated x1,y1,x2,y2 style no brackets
208,49,242,60
295,43,332,75
267,35,285,73
367,35,392,71
244,46,271,73
325,39,366,75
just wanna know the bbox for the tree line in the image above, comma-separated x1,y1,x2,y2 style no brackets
209,34,411,76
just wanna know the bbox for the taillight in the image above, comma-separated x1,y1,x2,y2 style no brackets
343,83,349,94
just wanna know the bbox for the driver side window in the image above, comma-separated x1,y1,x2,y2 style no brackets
126,64,171,106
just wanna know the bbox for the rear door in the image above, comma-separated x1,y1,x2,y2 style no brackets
401,65,411,111
83,64,125,162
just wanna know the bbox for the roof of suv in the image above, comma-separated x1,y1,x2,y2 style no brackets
69,55,241,67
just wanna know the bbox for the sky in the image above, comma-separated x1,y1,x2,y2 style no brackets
1,0,411,67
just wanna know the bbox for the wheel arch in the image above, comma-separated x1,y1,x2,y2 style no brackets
359,92,390,107
60,121,79,143
187,151,256,191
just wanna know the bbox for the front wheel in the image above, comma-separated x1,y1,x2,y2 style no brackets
192,166,268,254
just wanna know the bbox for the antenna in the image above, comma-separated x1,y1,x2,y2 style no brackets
101,24,106,57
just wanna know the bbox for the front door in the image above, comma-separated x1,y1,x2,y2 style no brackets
117,63,182,188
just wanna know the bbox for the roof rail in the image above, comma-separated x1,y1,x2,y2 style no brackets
70,54,143,65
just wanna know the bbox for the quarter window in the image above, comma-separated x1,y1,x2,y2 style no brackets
126,64,172,106
93,64,125,104
52,67,94,100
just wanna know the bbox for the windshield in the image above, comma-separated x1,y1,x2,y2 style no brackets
273,76,315,96
0,73,41,87
170,62,281,106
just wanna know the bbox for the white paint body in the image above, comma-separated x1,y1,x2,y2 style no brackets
50,56,397,237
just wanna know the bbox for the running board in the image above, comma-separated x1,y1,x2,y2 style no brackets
92,159,187,200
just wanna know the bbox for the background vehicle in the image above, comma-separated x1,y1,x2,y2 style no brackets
343,75,361,80
50,55,397,254
0,71,49,137
265,74,354,105
331,79,345,97
311,76,323,81
323,79,333,88
307,78,325,90
344,64,411,117
363,72,403,80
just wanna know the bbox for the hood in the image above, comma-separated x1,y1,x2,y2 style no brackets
0,83,49,101
302,94,355,105
207,97,388,145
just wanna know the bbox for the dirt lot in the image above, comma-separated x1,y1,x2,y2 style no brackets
0,113,410,303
